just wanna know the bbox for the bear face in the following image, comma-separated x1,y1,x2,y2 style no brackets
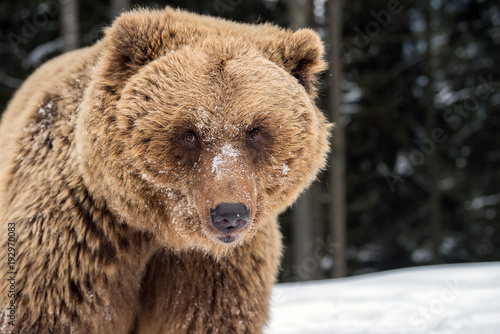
76,9,331,258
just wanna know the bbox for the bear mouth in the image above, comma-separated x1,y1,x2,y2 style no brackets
217,234,241,244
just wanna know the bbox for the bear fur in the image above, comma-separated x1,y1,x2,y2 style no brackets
0,7,330,334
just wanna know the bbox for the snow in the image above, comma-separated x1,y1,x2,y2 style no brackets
266,262,500,334
282,163,290,176
211,143,240,178
465,192,500,210
22,37,64,68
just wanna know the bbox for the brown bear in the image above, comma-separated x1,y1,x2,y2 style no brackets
0,7,330,334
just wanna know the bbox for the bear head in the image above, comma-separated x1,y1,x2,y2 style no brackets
76,8,331,258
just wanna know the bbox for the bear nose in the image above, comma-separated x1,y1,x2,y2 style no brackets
210,202,249,233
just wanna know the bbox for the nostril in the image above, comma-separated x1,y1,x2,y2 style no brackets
219,219,236,231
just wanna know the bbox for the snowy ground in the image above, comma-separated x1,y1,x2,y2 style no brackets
266,262,500,334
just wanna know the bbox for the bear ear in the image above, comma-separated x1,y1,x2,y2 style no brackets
100,10,169,89
278,29,327,98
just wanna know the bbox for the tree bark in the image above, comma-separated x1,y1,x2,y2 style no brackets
328,0,346,278
61,0,79,52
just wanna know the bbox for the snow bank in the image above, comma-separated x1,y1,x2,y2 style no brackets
266,262,500,334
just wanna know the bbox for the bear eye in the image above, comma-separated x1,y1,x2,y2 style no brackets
185,131,198,144
248,129,261,142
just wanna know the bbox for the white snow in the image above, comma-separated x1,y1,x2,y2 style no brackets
282,163,290,176
22,37,64,68
266,262,500,334
211,143,240,178
465,192,500,210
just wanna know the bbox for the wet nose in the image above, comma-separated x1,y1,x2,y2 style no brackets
210,202,249,233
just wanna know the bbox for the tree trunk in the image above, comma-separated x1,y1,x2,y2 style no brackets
425,0,444,264
111,0,131,19
61,0,79,52
328,0,346,278
287,0,323,281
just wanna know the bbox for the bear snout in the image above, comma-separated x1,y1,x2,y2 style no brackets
210,202,250,240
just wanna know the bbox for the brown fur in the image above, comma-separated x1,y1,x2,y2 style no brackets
0,7,330,334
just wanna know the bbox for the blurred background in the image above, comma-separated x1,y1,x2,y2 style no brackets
1,0,499,282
